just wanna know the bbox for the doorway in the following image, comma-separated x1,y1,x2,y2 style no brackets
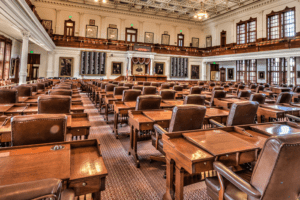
27,53,40,81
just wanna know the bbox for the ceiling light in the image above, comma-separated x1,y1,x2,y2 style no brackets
95,0,98,2
103,0,106,3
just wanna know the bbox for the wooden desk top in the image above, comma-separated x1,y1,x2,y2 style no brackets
205,107,229,117
0,104,14,113
250,123,300,136
260,104,300,112
163,100,184,106
18,97,29,103
143,110,172,121
124,102,136,108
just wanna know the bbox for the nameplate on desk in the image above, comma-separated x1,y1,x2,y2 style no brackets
133,45,151,52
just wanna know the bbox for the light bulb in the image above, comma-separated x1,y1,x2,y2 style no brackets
194,15,197,18
95,0,98,2
199,16,202,19
103,0,106,3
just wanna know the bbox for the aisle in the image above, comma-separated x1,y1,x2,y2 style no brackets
81,94,210,200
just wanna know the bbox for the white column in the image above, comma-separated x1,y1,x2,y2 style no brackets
201,60,206,80
55,9,61,34
78,12,84,36
19,31,30,84
156,23,161,43
120,19,125,40
286,57,291,85
47,52,54,77
138,21,144,42
150,55,154,75
128,54,132,75
101,16,107,39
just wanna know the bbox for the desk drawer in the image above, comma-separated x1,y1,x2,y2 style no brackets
69,128,87,137
68,176,104,196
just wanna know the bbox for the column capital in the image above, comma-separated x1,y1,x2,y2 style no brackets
55,9,61,13
22,31,30,39
120,18,125,22
79,12,85,16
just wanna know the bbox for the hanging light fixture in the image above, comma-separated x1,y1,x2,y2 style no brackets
194,2,208,20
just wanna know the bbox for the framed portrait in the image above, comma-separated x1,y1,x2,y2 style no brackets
227,68,234,80
89,19,95,26
154,62,164,75
59,57,73,77
192,37,199,48
107,27,118,40
111,62,122,75
86,25,98,38
41,20,52,32
191,65,200,79
145,32,154,44
161,34,170,45
258,71,265,79
132,64,145,75
206,35,212,47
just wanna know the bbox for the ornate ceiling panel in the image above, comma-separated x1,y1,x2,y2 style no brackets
55,0,261,21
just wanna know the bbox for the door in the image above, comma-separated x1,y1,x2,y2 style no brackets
220,67,226,82
177,34,184,47
220,31,226,47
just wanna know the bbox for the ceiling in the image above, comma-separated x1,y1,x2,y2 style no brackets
59,0,261,22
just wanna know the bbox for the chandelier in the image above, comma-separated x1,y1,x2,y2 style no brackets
194,2,208,20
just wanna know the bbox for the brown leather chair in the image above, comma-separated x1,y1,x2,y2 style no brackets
294,87,300,93
234,85,245,95
210,101,259,127
198,81,205,86
137,81,143,86
249,93,266,104
122,89,141,102
169,82,176,87
152,105,206,155
184,95,206,105
142,86,157,95
0,178,75,200
49,89,73,96
143,82,151,86
173,85,183,91
238,90,251,98
255,85,265,93
212,87,224,93
114,86,129,96
160,90,176,100
11,114,71,146
190,86,202,94
206,134,300,200
38,95,71,114
118,82,125,86
135,95,161,110
112,81,119,85
151,82,160,87
207,90,227,107
101,82,107,90
132,86,143,91
28,84,38,92
276,92,293,104
124,83,134,89
0,89,18,103
181,84,189,89
161,84,170,89
13,86,32,97
105,84,116,92
37,83,46,91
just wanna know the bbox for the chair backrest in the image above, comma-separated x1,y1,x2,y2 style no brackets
142,86,157,95
28,84,38,92
143,82,151,86
49,89,72,96
105,84,116,92
236,85,245,94
113,86,129,96
37,83,46,90
173,85,183,91
13,86,32,97
101,83,107,90
226,101,259,126
249,93,266,104
124,83,134,89
181,84,189,89
237,90,251,98
38,95,71,114
198,81,205,86
135,95,161,110
169,105,206,132
137,81,144,85
112,81,119,85
250,135,300,199
0,89,18,103
151,82,160,87
210,90,226,106
169,82,176,87
294,87,300,93
184,95,206,105
190,86,202,94
160,90,176,100
132,86,143,91
122,89,141,102
276,92,293,104
11,114,67,146
118,82,125,86
256,85,265,93
250,84,257,89
212,87,224,93
209,82,216,87
161,84,170,89
55,84,72,89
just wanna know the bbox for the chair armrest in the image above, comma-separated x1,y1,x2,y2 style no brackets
286,114,300,122
153,124,168,149
61,189,75,200
214,162,261,199
66,133,73,141
204,100,210,105
0,178,62,200
209,119,226,127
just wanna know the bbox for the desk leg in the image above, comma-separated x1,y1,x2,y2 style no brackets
128,126,140,168
114,112,119,139
175,165,184,200
105,104,108,122
163,157,175,200
92,191,101,200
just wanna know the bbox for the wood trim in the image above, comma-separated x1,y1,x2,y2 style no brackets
125,27,138,43
220,31,226,47
177,33,184,47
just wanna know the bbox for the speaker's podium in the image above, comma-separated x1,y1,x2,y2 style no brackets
128,75,167,82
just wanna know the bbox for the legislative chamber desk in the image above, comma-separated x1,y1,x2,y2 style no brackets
0,113,91,145
128,107,229,167
163,121,300,200
0,139,107,199
214,98,276,109
128,75,167,82
257,104,300,123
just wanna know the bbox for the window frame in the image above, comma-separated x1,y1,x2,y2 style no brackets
177,33,184,47
64,19,75,37
236,18,257,45
125,27,138,43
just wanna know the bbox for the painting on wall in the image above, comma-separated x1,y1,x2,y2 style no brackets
111,62,122,75
258,71,265,79
191,65,200,79
206,35,212,47
192,37,199,48
154,62,164,75
145,32,154,44
89,19,95,26
41,20,52,32
227,68,234,80
132,64,145,75
86,25,98,38
107,28,118,40
161,34,170,45
59,57,73,77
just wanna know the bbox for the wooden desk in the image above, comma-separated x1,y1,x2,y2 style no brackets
0,139,107,199
24,97,82,104
18,97,29,103
163,100,184,107
271,87,292,94
104,95,123,122
163,121,299,200
257,104,300,123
